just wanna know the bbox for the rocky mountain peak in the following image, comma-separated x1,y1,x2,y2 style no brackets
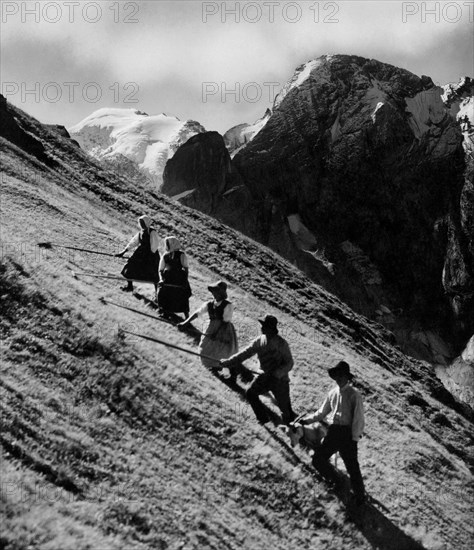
272,54,429,113
273,56,329,109
162,55,473,364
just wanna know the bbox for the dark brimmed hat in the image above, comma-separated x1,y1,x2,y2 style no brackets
328,361,354,380
208,280,228,298
258,314,278,330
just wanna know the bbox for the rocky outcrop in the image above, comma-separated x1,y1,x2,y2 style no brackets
44,124,71,140
162,55,473,362
437,335,474,406
0,94,52,166
225,55,469,350
162,131,247,216
44,124,81,148
441,78,474,346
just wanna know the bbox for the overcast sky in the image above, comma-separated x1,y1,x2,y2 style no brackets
1,1,473,133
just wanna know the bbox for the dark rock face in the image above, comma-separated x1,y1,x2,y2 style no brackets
162,131,246,215
45,124,71,140
0,94,53,165
162,56,473,358
441,78,474,345
229,56,469,345
44,124,81,148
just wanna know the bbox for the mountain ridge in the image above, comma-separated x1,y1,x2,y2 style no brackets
162,54,474,367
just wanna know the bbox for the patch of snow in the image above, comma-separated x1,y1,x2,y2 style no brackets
371,102,385,123
222,185,245,197
461,335,474,363
273,58,327,109
69,107,148,134
287,214,318,249
224,110,271,156
441,77,471,108
69,108,206,186
441,78,474,156
142,141,169,174
290,59,322,90
230,143,247,157
458,97,474,155
330,113,341,142
405,88,447,139
172,189,196,201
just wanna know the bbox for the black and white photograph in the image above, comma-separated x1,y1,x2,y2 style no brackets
1,1,473,548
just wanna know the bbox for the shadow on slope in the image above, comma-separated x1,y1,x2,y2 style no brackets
118,293,438,549
266,427,426,550
1,258,370,549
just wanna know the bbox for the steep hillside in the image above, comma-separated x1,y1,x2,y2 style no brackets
161,131,245,215
1,96,474,550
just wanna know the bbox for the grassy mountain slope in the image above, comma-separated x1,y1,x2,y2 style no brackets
1,99,473,550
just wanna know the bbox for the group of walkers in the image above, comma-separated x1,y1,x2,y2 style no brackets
116,215,367,506
115,215,192,318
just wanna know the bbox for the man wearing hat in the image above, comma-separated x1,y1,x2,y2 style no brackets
218,315,296,425
300,361,366,504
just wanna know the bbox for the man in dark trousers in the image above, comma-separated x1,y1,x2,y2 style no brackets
300,361,366,505
218,315,296,425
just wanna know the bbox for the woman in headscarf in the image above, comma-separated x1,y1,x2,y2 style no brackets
178,281,238,369
157,236,192,318
115,215,160,293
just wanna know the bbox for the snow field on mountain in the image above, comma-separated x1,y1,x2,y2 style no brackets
69,108,205,185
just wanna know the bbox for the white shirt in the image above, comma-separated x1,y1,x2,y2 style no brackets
305,383,365,441
124,230,160,254
196,300,234,322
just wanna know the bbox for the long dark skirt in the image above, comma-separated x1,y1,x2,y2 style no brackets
121,246,159,283
157,283,191,313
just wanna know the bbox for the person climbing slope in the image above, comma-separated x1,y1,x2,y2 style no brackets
178,280,238,368
115,214,160,293
218,315,296,426
299,360,366,505
157,236,192,319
